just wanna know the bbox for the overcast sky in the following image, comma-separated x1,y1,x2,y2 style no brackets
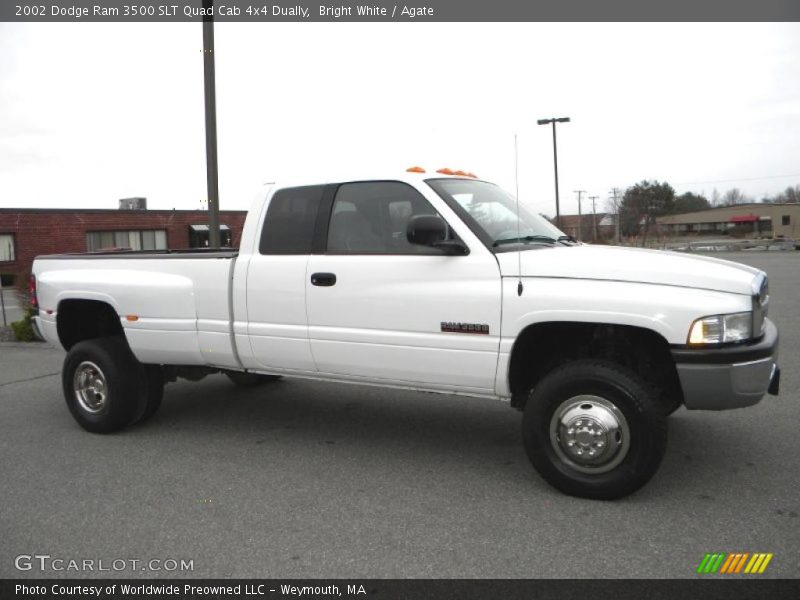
1,22,799,216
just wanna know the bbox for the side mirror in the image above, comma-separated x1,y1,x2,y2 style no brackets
407,215,469,255
407,215,447,246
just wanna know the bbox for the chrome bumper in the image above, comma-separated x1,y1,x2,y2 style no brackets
672,319,780,411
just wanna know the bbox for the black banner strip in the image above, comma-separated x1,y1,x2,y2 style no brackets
2,0,800,23
4,579,800,600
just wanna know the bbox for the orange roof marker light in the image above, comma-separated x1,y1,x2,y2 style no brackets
436,167,478,178
406,166,426,173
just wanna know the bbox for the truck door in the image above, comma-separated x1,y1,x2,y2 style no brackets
245,185,324,373
305,180,502,393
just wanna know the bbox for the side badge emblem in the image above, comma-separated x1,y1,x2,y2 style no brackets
441,322,490,335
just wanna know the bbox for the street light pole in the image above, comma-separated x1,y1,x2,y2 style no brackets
537,117,570,229
202,0,221,249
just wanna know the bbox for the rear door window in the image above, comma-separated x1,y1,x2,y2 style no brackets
259,186,325,255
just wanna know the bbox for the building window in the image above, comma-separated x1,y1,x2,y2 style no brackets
87,230,167,252
782,215,791,226
0,233,15,262
189,224,233,249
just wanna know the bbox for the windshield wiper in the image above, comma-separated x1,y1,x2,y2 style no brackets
493,235,557,247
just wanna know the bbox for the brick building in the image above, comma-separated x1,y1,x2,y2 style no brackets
555,213,616,242
0,208,246,287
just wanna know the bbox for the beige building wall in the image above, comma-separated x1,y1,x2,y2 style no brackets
657,204,800,238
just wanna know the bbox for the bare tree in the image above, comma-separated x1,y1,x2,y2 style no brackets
605,193,622,216
776,185,800,203
721,188,751,206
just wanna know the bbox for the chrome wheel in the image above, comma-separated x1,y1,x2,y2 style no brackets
73,361,108,414
549,394,630,474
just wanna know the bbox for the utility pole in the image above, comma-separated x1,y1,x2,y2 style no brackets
610,187,621,245
589,195,599,241
574,190,586,241
202,0,221,249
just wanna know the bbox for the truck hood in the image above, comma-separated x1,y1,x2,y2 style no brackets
495,245,761,295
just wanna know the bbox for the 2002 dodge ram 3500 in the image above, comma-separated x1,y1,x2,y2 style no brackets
31,171,780,499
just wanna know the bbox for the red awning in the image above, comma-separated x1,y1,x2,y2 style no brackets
729,215,759,223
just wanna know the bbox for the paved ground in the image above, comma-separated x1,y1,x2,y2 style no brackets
1,251,798,579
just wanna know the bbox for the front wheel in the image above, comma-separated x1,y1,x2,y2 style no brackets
522,360,667,500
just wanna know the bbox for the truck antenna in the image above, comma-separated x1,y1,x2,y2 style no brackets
515,133,523,296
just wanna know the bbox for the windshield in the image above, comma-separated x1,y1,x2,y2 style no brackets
426,178,569,251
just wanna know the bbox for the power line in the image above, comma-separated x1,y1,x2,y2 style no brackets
674,173,800,186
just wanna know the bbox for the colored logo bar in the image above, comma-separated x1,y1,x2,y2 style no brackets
697,552,773,574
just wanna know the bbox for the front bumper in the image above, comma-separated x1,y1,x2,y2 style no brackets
671,319,780,410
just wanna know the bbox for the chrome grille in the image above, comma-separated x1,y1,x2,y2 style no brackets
752,274,768,337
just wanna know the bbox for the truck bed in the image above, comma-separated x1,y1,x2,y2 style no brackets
34,250,240,369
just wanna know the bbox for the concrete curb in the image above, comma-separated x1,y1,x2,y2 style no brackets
0,341,56,350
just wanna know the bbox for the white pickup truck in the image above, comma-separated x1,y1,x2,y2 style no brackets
31,170,780,499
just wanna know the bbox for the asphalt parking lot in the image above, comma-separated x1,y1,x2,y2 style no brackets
1,251,798,579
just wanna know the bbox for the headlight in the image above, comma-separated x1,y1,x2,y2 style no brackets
688,312,752,345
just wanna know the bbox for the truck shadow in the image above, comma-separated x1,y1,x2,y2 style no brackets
146,375,522,454
134,374,779,501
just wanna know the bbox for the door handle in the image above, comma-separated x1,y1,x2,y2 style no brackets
311,272,337,287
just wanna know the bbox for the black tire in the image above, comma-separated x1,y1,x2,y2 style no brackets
522,359,667,500
131,365,164,425
225,371,281,387
62,336,146,433
661,397,683,417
